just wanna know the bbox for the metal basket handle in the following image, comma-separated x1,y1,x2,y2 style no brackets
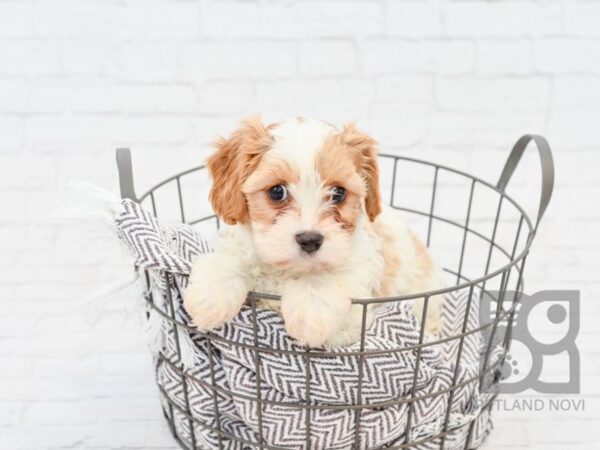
116,148,138,201
497,134,555,232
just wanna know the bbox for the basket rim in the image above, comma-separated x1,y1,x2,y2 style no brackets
138,153,535,304
146,279,516,356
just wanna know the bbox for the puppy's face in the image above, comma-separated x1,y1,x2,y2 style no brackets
207,117,381,274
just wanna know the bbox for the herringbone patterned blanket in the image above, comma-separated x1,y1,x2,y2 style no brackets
114,199,498,449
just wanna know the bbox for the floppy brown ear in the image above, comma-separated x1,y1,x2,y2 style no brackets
206,117,272,225
342,123,382,221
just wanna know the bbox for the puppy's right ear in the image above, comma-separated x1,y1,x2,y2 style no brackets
342,123,382,222
206,117,272,225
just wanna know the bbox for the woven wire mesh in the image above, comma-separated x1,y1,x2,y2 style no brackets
116,136,553,450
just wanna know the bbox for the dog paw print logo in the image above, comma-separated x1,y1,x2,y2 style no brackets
480,290,580,394
500,353,520,379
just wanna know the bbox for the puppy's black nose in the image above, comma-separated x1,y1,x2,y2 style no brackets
295,232,324,254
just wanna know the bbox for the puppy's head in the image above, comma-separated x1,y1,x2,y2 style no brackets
206,116,381,273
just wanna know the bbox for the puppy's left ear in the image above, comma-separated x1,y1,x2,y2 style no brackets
342,123,382,221
206,116,272,225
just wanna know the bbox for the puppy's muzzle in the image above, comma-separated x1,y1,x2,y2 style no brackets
295,232,324,254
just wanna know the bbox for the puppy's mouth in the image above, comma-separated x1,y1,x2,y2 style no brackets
295,254,334,273
271,253,331,275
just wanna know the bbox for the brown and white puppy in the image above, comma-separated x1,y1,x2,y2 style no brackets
184,117,442,348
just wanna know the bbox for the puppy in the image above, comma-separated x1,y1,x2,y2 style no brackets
184,117,443,348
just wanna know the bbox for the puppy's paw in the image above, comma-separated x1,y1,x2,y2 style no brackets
324,306,374,349
281,281,352,348
183,257,248,330
413,294,443,336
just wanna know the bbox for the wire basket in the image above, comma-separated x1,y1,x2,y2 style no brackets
115,134,554,450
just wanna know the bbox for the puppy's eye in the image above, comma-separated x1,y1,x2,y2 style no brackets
331,186,346,204
267,184,288,202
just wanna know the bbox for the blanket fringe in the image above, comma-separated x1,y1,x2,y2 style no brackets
53,181,123,221
50,181,126,252
179,331,202,370
147,288,199,368
84,272,143,323
55,182,172,351
146,296,167,355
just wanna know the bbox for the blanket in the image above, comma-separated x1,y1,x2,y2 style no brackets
114,199,500,449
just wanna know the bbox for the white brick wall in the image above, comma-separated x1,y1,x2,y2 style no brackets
1,1,598,448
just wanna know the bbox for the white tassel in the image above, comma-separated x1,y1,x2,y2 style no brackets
145,307,166,355
179,331,202,370
52,181,199,361
84,272,144,324
144,284,169,354
49,181,125,248
147,287,198,367
52,181,122,221
53,181,146,330
83,272,175,354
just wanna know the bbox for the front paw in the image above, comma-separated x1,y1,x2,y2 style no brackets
280,281,352,348
412,294,443,336
183,259,248,330
323,306,373,349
